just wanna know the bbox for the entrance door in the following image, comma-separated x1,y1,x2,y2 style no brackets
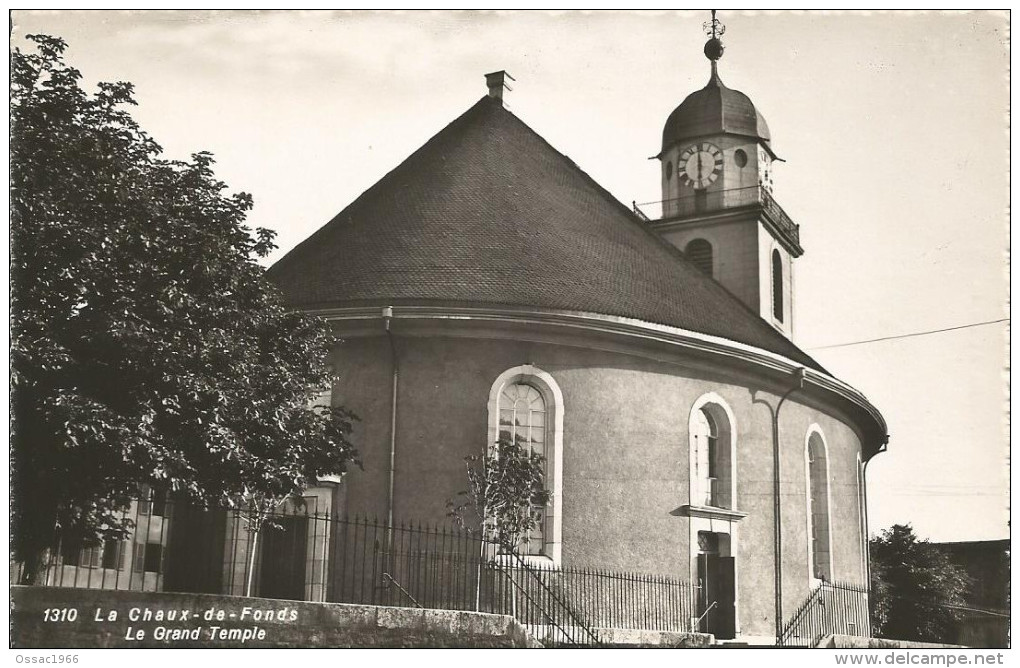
697,553,736,639
258,516,308,600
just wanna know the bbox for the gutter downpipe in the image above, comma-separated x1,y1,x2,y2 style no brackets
774,366,806,645
862,438,889,614
383,307,398,541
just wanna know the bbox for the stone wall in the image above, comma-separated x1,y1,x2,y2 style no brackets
11,586,540,648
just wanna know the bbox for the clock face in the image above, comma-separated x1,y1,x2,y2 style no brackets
759,147,774,191
678,142,723,189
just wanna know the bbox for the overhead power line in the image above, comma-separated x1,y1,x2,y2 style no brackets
807,318,1009,351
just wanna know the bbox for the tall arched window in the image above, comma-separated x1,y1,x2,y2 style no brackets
806,428,832,583
689,394,735,510
772,248,784,322
685,239,714,277
691,409,718,506
487,365,563,563
498,383,548,556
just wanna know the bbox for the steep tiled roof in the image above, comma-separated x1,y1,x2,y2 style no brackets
267,96,823,371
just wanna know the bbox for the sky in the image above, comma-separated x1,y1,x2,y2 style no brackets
10,9,1010,543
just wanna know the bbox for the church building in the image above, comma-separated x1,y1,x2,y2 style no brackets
265,19,888,643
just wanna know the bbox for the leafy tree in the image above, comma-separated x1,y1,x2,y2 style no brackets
870,524,972,643
11,35,358,582
448,434,550,551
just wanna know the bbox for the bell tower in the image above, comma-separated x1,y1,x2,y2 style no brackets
648,12,802,338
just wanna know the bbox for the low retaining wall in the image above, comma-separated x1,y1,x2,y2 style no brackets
595,627,713,648
11,586,540,648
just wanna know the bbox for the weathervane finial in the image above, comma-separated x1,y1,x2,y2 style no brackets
703,9,726,40
703,10,726,64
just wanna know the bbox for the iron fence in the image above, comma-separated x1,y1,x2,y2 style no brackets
13,498,699,646
779,580,871,647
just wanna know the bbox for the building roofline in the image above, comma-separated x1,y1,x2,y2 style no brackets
268,95,827,373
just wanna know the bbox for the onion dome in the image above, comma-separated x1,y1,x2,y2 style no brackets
661,34,774,156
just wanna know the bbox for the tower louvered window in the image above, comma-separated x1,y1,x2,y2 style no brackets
685,239,714,277
772,249,784,322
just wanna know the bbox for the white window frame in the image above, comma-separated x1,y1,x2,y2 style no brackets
688,392,737,510
132,541,164,574
805,424,834,587
487,365,564,566
80,545,102,569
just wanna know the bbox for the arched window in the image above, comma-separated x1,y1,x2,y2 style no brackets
686,239,714,277
806,428,832,583
691,409,718,506
498,383,548,556
487,365,563,563
772,248,784,322
689,394,735,510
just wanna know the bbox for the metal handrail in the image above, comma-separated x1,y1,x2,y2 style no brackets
499,542,602,646
780,581,828,646
634,185,763,209
693,600,717,633
491,558,582,645
759,188,799,243
634,185,800,246
779,580,870,647
381,572,423,608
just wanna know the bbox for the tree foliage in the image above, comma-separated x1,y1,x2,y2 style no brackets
447,434,550,551
869,524,973,643
11,35,358,579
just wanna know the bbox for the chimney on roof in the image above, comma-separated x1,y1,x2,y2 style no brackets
485,70,515,104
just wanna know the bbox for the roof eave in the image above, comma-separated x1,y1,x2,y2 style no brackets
296,301,889,456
